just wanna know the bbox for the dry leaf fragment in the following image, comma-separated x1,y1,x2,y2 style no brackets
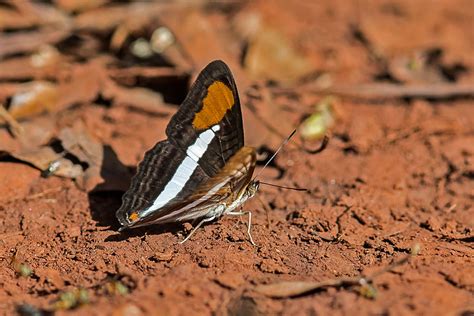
150,26,175,53
256,244,421,298
11,256,33,278
12,147,83,179
52,288,89,310
73,3,165,32
254,280,337,298
0,6,36,30
58,122,104,191
56,58,107,112
160,9,238,80
102,80,175,116
105,280,129,296
0,27,70,59
8,81,59,120
244,27,312,84
130,38,154,59
30,45,62,68
54,0,109,13
0,116,56,153
0,104,23,137
234,10,312,85
300,96,339,140
0,46,63,81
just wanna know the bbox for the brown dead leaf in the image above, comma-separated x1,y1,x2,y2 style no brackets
12,147,83,179
0,46,63,81
233,11,312,85
0,116,56,153
0,116,128,191
1,1,67,30
0,6,36,30
0,83,21,103
8,81,59,120
160,9,243,84
0,2,70,57
0,27,70,59
244,27,312,85
73,3,166,33
150,28,192,73
0,104,23,137
54,0,109,13
389,50,446,84
299,96,340,140
0,59,105,118
255,248,419,298
73,5,132,32
58,121,104,191
102,79,175,116
35,267,66,291
14,1,70,27
108,66,189,83
254,281,327,298
56,58,107,111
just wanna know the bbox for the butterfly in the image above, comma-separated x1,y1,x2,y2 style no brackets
116,60,260,244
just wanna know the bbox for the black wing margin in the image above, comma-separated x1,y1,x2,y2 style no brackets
166,60,244,176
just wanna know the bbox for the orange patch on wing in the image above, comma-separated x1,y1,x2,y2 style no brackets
129,212,139,222
192,81,234,130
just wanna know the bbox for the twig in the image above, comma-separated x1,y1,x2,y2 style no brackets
0,28,70,59
254,243,420,298
273,83,474,100
335,205,351,241
108,66,189,80
4,187,62,204
0,104,23,137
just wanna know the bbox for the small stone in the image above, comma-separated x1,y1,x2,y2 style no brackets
67,226,81,238
214,273,244,290
183,222,193,232
421,216,441,232
112,304,143,316
150,251,174,262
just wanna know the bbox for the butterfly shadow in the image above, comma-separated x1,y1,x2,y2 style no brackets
104,222,185,242
87,145,131,230
88,145,186,241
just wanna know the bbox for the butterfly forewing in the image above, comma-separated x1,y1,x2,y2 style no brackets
167,60,244,175
116,60,248,229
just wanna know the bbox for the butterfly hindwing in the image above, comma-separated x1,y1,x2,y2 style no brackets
119,147,256,227
163,146,256,223
116,140,211,227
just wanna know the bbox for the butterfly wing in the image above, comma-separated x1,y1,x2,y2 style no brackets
124,147,256,227
167,60,244,175
116,60,246,229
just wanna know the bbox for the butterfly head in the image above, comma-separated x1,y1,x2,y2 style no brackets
245,180,260,199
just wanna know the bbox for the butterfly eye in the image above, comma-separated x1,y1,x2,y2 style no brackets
129,212,139,222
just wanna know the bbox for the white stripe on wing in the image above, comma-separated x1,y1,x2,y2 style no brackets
141,125,221,217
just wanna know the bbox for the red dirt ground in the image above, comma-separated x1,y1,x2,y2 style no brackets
0,1,473,315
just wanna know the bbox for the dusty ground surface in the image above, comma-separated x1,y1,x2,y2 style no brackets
0,1,473,315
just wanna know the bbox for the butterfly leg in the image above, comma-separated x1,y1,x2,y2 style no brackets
179,216,216,244
227,211,255,246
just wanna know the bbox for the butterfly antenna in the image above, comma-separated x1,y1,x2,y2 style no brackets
253,129,297,181
259,181,308,192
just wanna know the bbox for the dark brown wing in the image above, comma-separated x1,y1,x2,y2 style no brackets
120,147,256,228
116,61,246,229
167,60,244,175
